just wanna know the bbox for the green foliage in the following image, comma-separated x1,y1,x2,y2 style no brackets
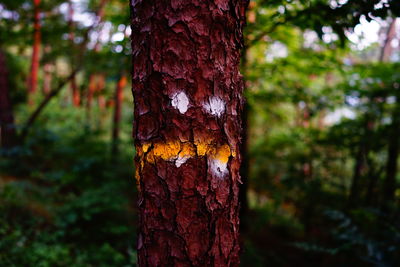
0,100,136,266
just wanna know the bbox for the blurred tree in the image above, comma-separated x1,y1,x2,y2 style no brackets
27,0,41,104
111,73,126,156
0,50,17,148
68,0,80,106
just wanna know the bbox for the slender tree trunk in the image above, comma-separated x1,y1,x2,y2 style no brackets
96,74,106,129
380,18,397,62
85,74,96,126
348,118,370,208
0,50,17,148
131,0,248,265
96,74,106,111
383,99,400,204
111,74,126,155
68,0,80,107
380,21,398,205
28,0,41,103
365,163,382,206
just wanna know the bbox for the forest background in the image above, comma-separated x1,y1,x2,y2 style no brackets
1,0,400,266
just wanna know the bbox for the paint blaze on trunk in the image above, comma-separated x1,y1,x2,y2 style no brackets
131,0,247,265
28,0,41,100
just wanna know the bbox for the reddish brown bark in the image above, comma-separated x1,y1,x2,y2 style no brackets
111,74,126,155
68,0,80,107
86,74,97,123
131,0,248,265
28,0,41,102
96,74,106,111
71,76,80,106
0,50,17,148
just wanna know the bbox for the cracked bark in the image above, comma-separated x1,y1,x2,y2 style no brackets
131,0,248,266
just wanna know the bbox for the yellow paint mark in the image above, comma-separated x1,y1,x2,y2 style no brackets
153,140,181,160
194,137,214,156
195,142,210,156
179,142,196,158
231,148,236,158
211,144,231,164
135,167,141,183
146,150,155,164
142,143,151,153
137,139,234,165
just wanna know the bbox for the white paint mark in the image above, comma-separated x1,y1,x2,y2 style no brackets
175,156,190,167
203,96,225,117
171,92,189,114
208,158,228,178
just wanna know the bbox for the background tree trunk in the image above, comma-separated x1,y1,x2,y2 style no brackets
380,18,397,62
111,74,126,155
131,0,248,265
0,50,17,148
383,99,400,205
68,0,80,107
85,74,97,126
28,0,41,103
348,117,370,208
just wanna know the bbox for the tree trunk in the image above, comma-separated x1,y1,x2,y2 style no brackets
71,76,80,106
68,0,80,107
85,74,97,126
28,0,41,103
96,74,106,129
131,0,248,265
383,99,400,204
348,117,371,208
380,18,397,62
0,50,17,148
111,74,126,155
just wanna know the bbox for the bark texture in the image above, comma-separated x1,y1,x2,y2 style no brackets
131,0,248,265
28,0,41,99
0,50,17,148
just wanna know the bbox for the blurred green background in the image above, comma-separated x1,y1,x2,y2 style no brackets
1,0,400,266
